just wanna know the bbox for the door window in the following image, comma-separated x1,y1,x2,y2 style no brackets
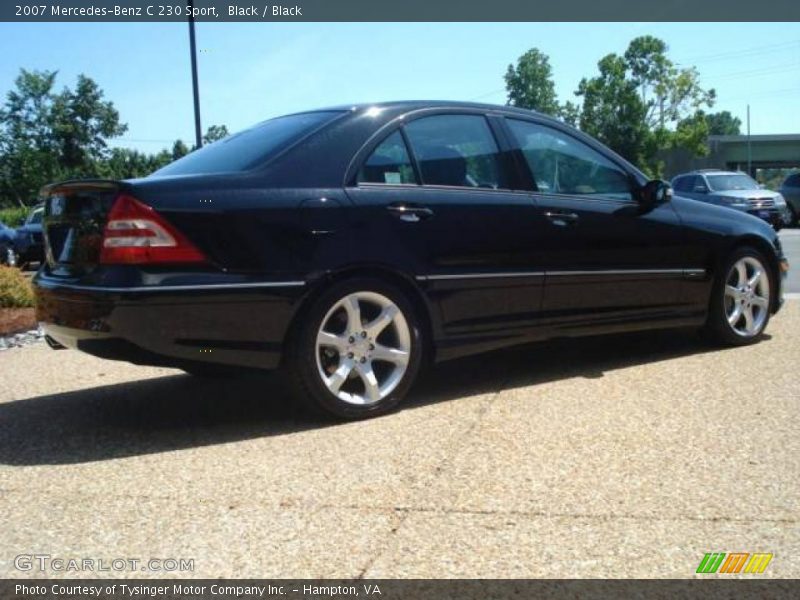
506,119,632,201
357,131,418,185
404,115,508,189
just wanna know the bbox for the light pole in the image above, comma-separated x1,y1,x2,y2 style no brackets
746,104,752,177
188,0,202,149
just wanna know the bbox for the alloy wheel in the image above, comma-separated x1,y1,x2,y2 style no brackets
315,291,411,405
724,256,770,337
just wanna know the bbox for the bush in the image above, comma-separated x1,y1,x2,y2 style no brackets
0,206,29,228
0,265,35,308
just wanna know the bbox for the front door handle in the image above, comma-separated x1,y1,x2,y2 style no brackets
387,204,434,223
544,211,579,226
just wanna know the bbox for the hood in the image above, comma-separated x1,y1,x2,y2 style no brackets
709,189,780,200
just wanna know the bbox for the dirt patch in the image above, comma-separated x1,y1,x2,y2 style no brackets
0,307,37,336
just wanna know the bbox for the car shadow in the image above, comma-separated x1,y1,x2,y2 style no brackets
0,328,751,466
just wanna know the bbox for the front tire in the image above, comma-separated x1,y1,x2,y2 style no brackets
285,278,423,420
704,247,773,346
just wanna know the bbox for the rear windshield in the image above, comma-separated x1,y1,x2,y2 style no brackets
152,111,344,177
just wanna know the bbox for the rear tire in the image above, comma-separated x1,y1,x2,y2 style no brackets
285,277,423,420
703,246,773,346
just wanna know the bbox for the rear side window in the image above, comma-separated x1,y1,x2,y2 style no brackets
403,115,508,189
153,111,343,176
506,119,632,200
358,131,418,185
785,173,800,187
673,175,696,192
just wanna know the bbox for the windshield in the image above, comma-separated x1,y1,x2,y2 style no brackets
706,174,759,192
27,209,43,225
153,111,344,177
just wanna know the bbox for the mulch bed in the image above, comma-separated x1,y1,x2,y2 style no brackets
0,307,37,336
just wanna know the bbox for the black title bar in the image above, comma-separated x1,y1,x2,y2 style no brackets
3,0,800,22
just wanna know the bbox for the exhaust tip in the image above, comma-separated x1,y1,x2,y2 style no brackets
45,335,67,350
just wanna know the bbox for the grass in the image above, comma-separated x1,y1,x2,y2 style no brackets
0,265,35,308
0,206,29,228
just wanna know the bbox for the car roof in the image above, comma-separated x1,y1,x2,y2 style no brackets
314,100,542,117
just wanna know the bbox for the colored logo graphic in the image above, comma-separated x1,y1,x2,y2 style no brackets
696,553,773,574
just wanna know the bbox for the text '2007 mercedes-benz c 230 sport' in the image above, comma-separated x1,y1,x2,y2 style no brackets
34,101,789,419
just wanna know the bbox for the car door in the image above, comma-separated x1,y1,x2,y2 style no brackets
345,111,546,337
503,117,688,326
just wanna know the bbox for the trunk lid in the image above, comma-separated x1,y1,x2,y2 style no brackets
40,179,128,277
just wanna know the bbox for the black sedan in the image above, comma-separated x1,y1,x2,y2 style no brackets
34,101,789,419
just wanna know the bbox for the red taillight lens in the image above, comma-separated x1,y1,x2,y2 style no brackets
99,195,207,265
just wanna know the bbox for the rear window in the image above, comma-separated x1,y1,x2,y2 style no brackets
153,111,343,177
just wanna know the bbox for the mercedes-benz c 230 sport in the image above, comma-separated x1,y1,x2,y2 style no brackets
34,102,789,419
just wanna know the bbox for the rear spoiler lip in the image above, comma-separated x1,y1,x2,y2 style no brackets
39,178,134,198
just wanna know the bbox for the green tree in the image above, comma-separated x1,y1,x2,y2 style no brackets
99,147,172,180
202,124,229,144
172,139,190,160
575,54,652,167
574,36,716,175
0,69,126,206
504,49,561,116
705,110,742,135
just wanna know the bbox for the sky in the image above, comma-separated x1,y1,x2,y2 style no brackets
0,22,798,154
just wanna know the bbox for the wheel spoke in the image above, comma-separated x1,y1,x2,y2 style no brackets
365,305,398,337
752,296,768,308
727,304,742,327
747,269,762,288
735,261,747,286
725,285,741,300
317,330,347,350
371,344,409,365
355,362,381,402
327,359,354,393
742,306,755,333
343,295,362,332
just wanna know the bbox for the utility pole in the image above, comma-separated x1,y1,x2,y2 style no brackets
188,0,202,149
746,104,752,176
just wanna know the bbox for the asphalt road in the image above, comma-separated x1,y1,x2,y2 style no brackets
0,301,798,578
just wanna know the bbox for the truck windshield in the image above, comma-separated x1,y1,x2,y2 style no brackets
706,174,760,192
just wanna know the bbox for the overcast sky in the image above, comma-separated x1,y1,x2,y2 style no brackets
0,22,797,153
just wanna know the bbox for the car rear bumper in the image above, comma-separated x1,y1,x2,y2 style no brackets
33,274,306,370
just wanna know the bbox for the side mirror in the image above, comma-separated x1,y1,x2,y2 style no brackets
638,179,672,207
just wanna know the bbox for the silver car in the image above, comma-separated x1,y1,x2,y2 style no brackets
671,170,790,230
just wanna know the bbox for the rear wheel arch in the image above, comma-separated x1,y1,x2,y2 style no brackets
284,265,438,365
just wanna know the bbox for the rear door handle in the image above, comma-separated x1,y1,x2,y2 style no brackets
544,211,579,226
387,204,434,223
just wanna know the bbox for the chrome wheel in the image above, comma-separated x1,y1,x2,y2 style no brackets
315,291,411,405
724,256,770,337
3,247,15,267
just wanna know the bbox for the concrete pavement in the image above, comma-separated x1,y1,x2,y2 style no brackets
0,303,798,578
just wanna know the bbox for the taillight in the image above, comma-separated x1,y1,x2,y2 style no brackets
100,195,207,265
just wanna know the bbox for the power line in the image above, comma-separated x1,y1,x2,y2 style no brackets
701,62,800,83
675,40,800,65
